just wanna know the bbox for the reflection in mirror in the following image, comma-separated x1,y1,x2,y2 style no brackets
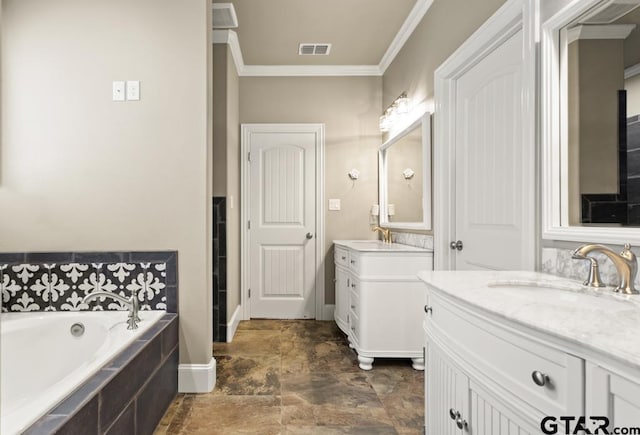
379,113,431,230
564,2,640,226
386,126,423,223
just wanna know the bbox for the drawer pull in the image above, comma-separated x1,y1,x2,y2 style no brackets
449,408,458,420
351,283,356,288
531,370,548,387
351,326,355,332
350,305,356,309
350,260,355,264
341,256,346,260
424,305,433,314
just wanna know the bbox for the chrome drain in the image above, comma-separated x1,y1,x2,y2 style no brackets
70,322,85,337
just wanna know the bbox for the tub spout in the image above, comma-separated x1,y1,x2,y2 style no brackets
82,291,140,330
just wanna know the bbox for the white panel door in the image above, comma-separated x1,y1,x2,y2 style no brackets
454,29,529,270
249,130,316,318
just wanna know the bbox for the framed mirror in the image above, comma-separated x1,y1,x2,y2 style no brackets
542,0,640,244
378,112,432,230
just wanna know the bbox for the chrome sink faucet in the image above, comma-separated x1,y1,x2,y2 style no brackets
372,226,392,243
82,291,140,329
571,243,638,295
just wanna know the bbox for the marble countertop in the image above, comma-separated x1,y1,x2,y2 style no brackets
334,240,432,253
418,270,640,371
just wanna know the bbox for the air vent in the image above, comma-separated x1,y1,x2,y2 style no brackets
298,43,332,56
212,3,238,29
578,0,640,24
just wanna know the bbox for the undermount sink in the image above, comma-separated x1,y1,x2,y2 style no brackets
487,279,638,312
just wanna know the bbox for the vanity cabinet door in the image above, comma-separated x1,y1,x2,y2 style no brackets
427,339,470,435
586,362,640,431
334,266,350,334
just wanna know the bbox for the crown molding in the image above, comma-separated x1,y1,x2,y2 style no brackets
566,23,636,44
212,0,434,77
626,62,640,79
240,65,382,77
212,29,245,75
379,0,434,74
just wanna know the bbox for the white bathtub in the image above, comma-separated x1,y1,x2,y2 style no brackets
0,310,165,435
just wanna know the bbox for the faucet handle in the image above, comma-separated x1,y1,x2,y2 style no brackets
583,257,606,288
621,244,637,262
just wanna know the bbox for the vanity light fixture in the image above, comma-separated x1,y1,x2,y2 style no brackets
379,92,409,132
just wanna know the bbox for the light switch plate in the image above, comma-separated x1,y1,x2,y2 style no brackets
329,199,341,211
112,81,125,101
126,81,140,101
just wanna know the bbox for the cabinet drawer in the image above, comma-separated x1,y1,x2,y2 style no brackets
349,310,359,340
335,247,349,268
427,293,583,417
349,289,360,318
348,275,360,296
348,252,360,273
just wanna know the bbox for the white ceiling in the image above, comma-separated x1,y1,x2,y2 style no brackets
213,0,418,67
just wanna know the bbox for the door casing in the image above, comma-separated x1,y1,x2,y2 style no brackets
240,123,326,320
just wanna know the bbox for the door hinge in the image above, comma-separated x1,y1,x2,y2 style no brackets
247,152,251,162
247,220,251,230
248,288,251,298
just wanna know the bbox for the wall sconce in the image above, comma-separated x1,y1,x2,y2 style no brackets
403,168,415,179
379,92,409,132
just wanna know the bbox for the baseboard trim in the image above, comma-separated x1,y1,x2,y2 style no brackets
227,304,241,342
178,358,216,393
322,304,335,321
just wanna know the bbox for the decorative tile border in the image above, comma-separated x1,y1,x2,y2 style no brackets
0,251,177,313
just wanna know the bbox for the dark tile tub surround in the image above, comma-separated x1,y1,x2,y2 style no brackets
24,313,179,435
213,197,227,342
0,251,177,313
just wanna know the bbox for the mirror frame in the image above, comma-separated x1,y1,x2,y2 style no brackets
378,112,432,230
542,0,640,244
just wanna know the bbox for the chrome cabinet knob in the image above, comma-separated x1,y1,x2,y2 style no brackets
350,305,356,309
306,232,313,239
449,408,457,420
424,305,433,314
351,283,355,288
456,416,468,430
341,256,346,260
531,370,548,387
450,240,463,251
350,260,355,264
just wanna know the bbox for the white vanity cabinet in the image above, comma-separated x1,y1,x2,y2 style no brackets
333,240,433,370
587,363,640,431
421,270,640,435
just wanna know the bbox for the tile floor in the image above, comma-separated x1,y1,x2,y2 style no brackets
154,320,424,434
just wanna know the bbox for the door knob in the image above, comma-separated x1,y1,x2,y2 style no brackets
450,240,463,251
306,232,313,239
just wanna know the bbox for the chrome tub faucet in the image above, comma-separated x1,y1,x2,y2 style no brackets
82,291,140,329
572,243,638,295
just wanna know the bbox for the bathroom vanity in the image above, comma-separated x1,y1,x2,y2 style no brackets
420,271,640,434
333,240,433,370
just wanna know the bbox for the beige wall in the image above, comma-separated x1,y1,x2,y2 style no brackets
628,74,640,117
212,44,240,324
225,48,240,322
1,0,213,365
213,45,228,196
382,0,506,112
240,76,381,304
